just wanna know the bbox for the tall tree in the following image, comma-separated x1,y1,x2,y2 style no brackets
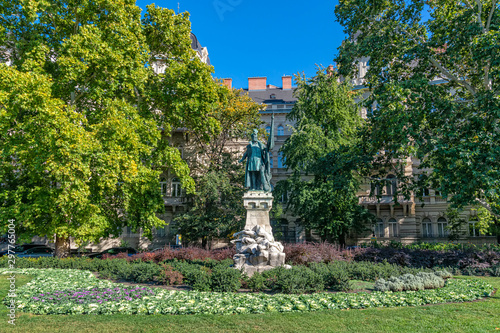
174,87,263,248
335,1,500,219
277,68,374,246
0,1,220,256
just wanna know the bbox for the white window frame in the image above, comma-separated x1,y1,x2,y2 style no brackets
422,218,432,238
388,218,398,237
437,217,448,237
171,178,182,197
277,125,285,136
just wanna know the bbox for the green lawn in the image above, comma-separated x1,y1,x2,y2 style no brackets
1,274,499,333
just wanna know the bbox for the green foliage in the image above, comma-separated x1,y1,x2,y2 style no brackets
278,67,375,245
335,0,500,217
267,266,325,294
1,268,496,315
0,1,223,255
374,272,445,292
309,262,352,291
127,262,161,283
210,265,241,292
247,272,267,292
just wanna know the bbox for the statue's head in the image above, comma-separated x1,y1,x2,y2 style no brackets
251,129,258,142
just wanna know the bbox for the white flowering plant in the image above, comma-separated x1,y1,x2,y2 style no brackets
1,268,494,315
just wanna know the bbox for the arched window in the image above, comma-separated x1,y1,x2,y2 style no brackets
160,177,168,196
277,125,284,136
265,126,271,134
386,174,397,196
437,217,448,237
171,178,182,197
422,217,432,238
375,218,384,238
388,218,398,237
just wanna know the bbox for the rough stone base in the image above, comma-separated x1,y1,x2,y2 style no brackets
238,264,291,277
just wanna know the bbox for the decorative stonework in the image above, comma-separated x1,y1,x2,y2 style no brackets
232,191,290,276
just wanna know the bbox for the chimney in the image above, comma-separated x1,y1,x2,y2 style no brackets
282,76,292,90
222,78,232,89
327,65,335,77
248,77,267,91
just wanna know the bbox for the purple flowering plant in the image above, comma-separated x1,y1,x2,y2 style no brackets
32,286,156,305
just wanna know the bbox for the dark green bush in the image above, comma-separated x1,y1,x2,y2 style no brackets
127,262,161,283
309,262,351,291
271,266,324,294
247,272,267,292
191,268,211,291
210,265,241,292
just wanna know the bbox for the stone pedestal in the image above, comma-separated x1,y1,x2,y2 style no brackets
232,191,290,276
243,191,273,234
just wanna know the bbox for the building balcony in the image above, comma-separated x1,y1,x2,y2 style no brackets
358,195,412,205
163,196,188,206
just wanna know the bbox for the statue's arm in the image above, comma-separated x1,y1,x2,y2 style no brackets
239,147,248,163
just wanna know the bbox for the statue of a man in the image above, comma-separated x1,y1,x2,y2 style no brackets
239,114,275,192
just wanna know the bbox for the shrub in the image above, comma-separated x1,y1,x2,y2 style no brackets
158,264,184,285
271,266,324,294
416,272,445,289
126,262,161,283
433,269,453,279
210,265,241,292
374,272,444,292
491,265,500,277
247,272,267,292
191,267,211,292
309,262,351,291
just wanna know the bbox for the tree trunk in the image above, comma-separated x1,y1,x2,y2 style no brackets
338,232,346,249
305,229,313,242
55,235,71,258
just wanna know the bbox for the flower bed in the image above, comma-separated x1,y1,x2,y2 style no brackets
1,268,494,315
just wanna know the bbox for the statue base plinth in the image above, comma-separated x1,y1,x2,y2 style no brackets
232,191,290,277
243,191,273,234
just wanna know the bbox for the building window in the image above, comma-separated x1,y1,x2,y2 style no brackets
265,126,271,134
386,174,397,196
469,220,481,237
270,94,276,99
278,152,285,168
156,226,166,237
160,177,168,196
375,218,384,238
171,178,182,197
437,217,448,237
269,155,273,168
277,125,284,136
422,218,432,238
388,218,398,237
125,226,133,237
370,179,381,196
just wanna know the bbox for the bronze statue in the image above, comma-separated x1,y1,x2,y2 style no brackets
239,114,275,192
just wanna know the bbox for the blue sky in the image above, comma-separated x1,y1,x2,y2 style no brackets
136,0,346,89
